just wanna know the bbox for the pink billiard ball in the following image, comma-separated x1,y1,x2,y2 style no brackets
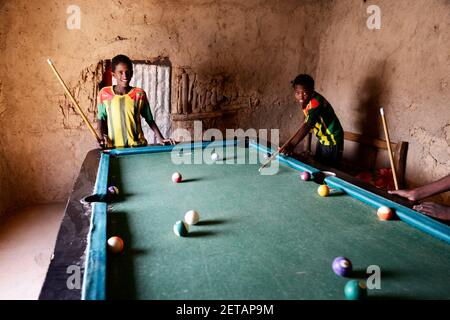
301,171,311,181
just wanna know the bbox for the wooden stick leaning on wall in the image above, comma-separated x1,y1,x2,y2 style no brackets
380,107,399,190
47,59,102,144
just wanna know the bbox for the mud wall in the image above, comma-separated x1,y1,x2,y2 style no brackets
315,0,450,202
0,0,324,213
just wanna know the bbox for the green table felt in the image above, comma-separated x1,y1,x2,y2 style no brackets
105,146,450,300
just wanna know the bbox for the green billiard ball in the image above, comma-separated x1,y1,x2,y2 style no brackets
344,280,367,300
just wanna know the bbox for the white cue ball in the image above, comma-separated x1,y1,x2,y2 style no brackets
184,210,200,225
211,153,219,161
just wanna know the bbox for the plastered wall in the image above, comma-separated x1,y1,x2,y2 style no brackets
0,0,324,214
314,0,450,203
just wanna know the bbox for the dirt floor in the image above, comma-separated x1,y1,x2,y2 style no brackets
0,203,65,299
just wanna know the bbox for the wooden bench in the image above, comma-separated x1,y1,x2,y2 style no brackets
303,131,408,188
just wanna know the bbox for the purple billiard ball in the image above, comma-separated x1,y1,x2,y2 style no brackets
332,257,352,277
108,186,119,195
301,171,311,181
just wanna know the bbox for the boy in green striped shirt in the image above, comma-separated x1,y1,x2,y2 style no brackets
280,74,344,167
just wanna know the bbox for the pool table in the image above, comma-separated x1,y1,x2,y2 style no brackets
39,139,450,300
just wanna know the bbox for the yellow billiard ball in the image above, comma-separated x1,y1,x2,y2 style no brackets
318,184,330,197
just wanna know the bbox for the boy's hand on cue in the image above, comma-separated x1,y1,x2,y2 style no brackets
99,134,110,149
160,138,175,145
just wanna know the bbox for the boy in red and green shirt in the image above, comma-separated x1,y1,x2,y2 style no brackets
280,74,344,167
97,54,172,148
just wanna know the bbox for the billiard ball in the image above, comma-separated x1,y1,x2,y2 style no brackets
332,256,353,277
211,153,219,161
318,184,330,197
377,206,393,220
107,236,124,254
172,172,182,183
344,280,367,300
108,186,119,195
173,220,189,237
301,171,311,181
184,210,200,225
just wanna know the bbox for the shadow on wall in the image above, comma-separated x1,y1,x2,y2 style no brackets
175,9,320,140
352,65,391,170
0,150,14,218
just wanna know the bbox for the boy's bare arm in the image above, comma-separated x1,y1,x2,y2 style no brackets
148,120,174,145
280,123,312,155
99,119,107,136
98,119,109,148
291,123,312,148
389,174,450,221
389,174,450,201
412,202,450,221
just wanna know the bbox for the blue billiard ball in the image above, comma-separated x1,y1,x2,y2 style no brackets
344,280,367,300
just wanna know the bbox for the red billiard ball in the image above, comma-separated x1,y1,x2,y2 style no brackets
172,172,182,183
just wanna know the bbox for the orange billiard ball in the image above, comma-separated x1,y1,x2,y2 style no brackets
107,236,124,254
377,206,393,220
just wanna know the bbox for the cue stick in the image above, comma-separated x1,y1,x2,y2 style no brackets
380,107,399,190
258,126,303,172
47,59,102,143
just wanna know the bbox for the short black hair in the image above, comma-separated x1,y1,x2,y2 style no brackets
112,54,133,72
291,74,314,90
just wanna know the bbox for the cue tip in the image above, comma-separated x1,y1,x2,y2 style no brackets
380,107,384,115
47,58,53,65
